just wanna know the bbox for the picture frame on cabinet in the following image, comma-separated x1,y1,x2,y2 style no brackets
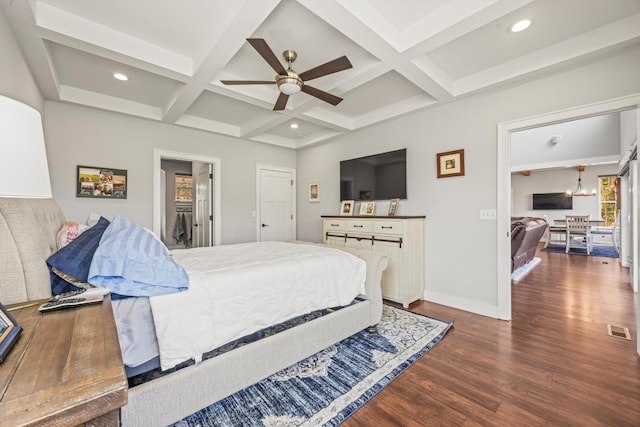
436,149,465,178
359,201,376,216
340,200,354,216
308,182,320,202
388,198,399,216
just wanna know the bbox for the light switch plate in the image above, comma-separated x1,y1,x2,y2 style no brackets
480,209,497,220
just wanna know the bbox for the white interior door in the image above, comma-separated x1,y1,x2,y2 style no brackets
257,166,295,242
192,161,213,247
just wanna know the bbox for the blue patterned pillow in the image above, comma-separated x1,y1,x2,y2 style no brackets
88,215,188,297
47,216,111,295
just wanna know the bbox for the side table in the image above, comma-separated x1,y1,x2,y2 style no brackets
0,296,127,426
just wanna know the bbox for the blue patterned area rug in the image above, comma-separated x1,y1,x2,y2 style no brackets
173,305,453,427
542,243,619,258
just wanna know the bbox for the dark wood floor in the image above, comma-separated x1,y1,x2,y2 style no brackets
344,245,639,426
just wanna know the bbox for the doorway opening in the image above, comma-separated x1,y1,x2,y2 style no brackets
497,94,640,322
153,149,221,247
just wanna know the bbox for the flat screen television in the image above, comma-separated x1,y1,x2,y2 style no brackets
532,192,573,210
340,149,407,201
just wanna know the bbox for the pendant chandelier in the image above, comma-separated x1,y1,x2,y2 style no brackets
565,165,596,197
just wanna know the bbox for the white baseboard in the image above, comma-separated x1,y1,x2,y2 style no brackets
422,290,503,320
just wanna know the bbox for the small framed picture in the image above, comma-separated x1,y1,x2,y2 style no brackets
340,200,355,216
437,149,465,178
388,198,399,216
309,182,320,202
359,201,376,216
0,302,23,363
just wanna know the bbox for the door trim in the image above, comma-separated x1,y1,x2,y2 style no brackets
256,164,296,242
153,149,221,246
497,93,640,321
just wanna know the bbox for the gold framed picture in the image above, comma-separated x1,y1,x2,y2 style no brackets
340,200,354,216
388,198,399,216
309,182,320,202
437,149,465,178
359,201,376,216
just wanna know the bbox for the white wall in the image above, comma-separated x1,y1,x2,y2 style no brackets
0,9,42,111
296,46,640,317
620,109,638,155
511,164,618,220
44,101,296,244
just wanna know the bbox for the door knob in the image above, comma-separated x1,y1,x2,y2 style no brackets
261,223,269,228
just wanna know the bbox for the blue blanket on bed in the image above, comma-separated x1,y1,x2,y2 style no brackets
88,215,189,297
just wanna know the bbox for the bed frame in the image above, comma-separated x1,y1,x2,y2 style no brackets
0,198,387,426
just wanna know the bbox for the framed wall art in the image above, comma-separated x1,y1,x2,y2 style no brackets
436,149,465,178
0,302,22,363
175,174,193,202
76,165,127,199
340,200,354,216
359,200,376,216
309,182,320,202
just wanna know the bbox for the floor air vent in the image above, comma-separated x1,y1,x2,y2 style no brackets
607,324,631,340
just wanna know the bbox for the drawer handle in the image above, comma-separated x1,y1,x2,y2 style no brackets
381,226,393,229
330,223,340,227
353,225,363,228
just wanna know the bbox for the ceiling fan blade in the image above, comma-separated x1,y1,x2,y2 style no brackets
273,92,289,111
298,56,352,82
247,38,287,75
221,80,275,85
301,85,343,106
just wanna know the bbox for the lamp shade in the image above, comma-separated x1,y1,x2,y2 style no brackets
0,95,52,198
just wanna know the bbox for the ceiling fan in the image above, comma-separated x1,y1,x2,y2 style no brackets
221,38,352,111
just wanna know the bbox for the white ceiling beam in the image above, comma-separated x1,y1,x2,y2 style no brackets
455,13,640,96
161,0,281,124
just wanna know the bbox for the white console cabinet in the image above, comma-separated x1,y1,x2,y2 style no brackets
322,215,425,308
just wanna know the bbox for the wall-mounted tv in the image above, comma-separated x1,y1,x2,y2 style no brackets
340,149,407,201
532,192,573,210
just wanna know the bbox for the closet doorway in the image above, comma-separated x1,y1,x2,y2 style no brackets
153,149,221,248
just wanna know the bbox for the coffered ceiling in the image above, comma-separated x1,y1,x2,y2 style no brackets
3,0,640,149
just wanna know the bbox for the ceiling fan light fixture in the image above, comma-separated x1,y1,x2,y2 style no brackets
277,71,302,95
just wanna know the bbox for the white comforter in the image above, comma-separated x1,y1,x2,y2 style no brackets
149,241,366,370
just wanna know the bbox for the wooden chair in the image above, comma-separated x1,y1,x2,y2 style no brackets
565,214,592,254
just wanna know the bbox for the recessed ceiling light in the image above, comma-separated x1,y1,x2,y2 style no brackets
510,19,531,33
113,73,128,81
290,123,299,129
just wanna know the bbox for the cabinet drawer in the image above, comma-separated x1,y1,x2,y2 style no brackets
324,219,346,231
345,220,373,233
373,221,403,235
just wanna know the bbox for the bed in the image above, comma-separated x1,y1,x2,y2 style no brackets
0,198,388,426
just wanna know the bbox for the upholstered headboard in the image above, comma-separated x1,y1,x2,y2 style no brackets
0,198,65,305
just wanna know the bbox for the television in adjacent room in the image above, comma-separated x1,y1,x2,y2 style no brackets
340,149,407,201
532,192,573,210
